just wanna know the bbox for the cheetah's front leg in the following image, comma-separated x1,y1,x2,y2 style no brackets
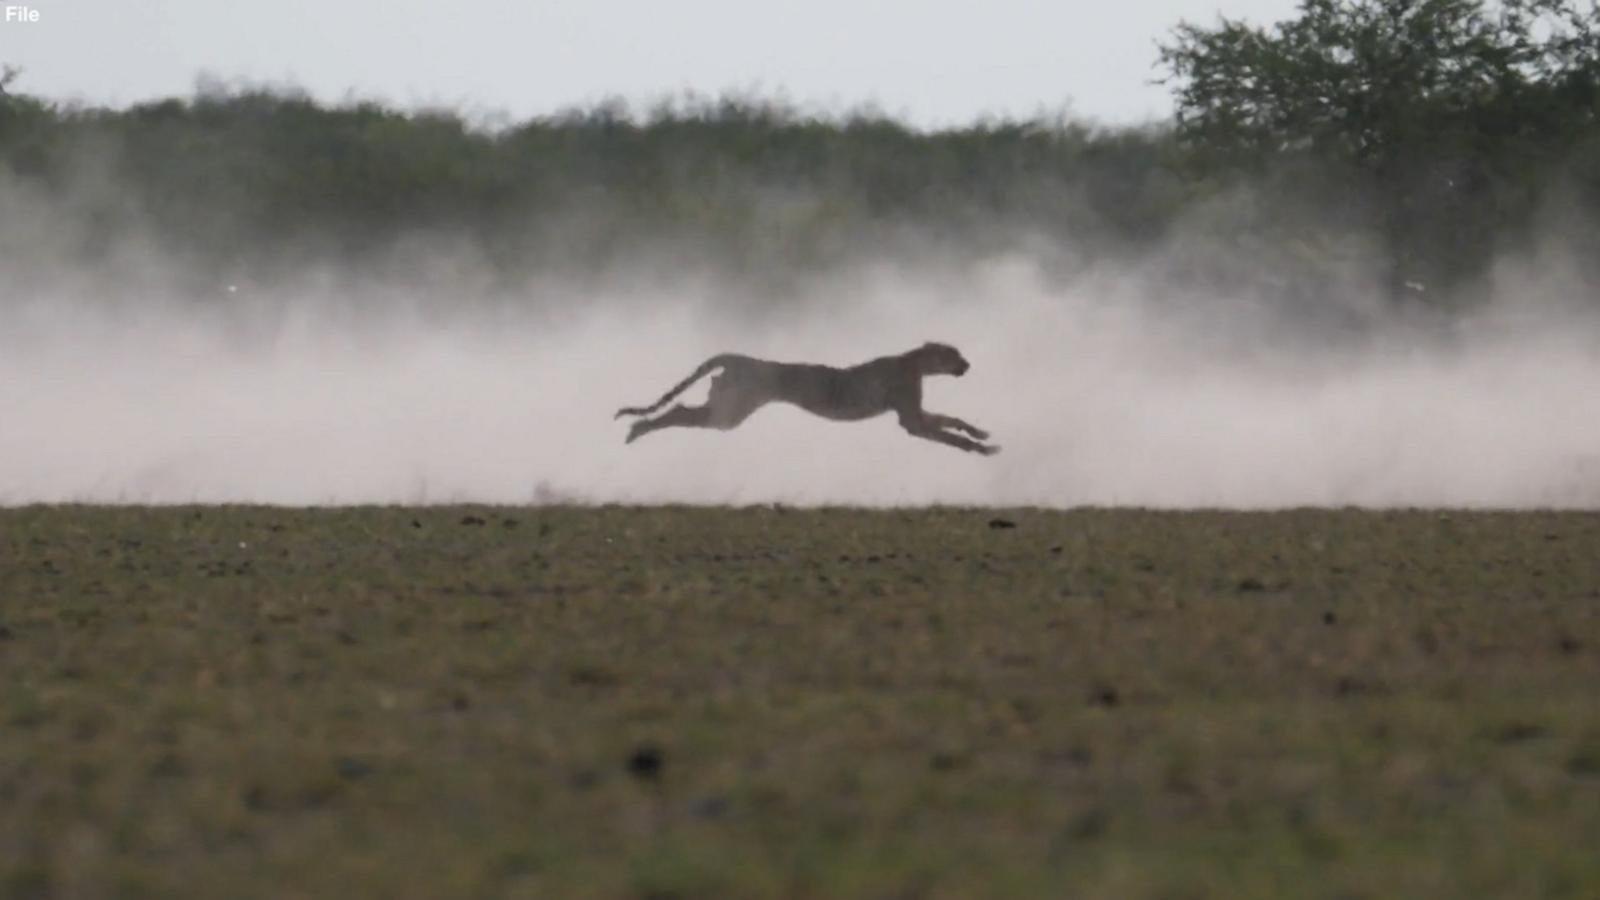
927,412,989,441
898,410,1000,456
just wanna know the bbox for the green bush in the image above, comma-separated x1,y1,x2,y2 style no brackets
4,1,1599,310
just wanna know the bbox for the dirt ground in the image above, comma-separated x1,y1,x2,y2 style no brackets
2,505,1597,898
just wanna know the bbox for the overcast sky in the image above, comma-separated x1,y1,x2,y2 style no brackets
4,1,1299,127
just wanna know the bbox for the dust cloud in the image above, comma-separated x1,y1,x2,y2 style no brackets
4,251,1600,509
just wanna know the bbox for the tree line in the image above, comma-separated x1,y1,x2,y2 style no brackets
2,0,1597,307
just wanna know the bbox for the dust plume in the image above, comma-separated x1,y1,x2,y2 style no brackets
4,249,1600,509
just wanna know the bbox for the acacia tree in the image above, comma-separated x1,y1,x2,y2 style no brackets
1159,0,1600,303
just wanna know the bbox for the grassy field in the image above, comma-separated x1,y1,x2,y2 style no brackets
2,505,1598,899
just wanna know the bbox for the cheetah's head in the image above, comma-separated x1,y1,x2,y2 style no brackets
916,341,970,377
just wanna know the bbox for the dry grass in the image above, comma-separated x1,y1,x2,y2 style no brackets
2,505,1598,898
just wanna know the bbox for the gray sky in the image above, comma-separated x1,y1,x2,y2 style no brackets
4,1,1299,127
